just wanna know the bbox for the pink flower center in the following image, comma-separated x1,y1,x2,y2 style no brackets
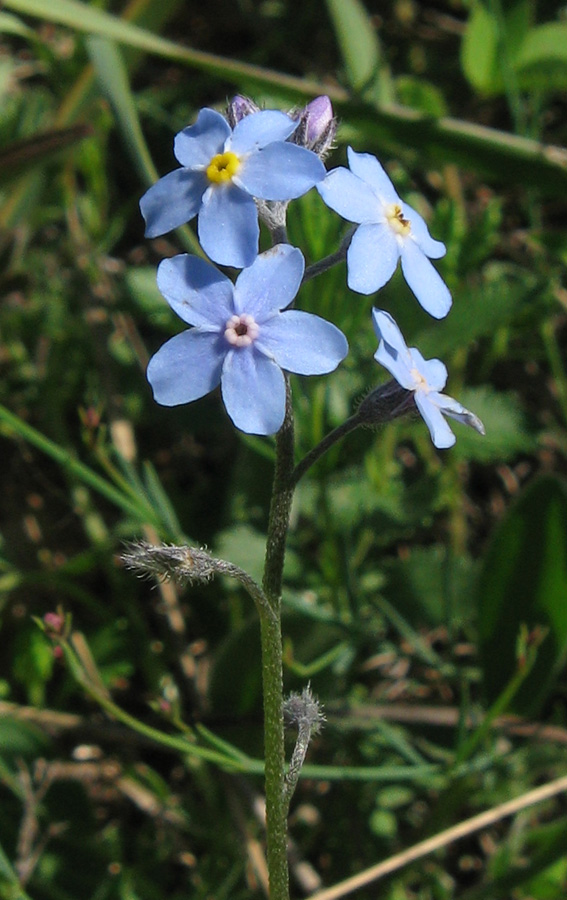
224,313,259,347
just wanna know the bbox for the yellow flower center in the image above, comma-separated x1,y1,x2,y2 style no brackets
410,367,428,390
206,151,241,184
385,202,411,237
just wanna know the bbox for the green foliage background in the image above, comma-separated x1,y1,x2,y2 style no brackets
1,1,567,898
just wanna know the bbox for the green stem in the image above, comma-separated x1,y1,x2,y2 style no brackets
291,414,361,485
260,379,295,900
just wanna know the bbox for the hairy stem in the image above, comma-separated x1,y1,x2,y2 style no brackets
260,379,295,900
291,414,362,485
302,226,354,284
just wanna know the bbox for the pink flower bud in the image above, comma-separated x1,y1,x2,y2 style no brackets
290,96,336,158
302,96,334,145
226,95,260,127
44,612,65,633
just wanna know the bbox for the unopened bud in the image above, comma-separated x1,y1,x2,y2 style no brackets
44,612,65,633
356,379,415,426
226,95,260,128
284,684,325,735
121,541,271,618
121,541,216,585
283,685,325,806
291,96,336,158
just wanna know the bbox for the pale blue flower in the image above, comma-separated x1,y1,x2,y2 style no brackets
140,108,325,268
317,148,452,319
147,245,348,435
372,309,484,448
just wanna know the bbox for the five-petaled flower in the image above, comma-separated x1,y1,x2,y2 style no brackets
147,245,348,435
372,309,484,448
317,148,452,319
140,108,325,268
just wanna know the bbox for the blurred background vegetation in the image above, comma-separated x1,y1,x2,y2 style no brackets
1,1,567,898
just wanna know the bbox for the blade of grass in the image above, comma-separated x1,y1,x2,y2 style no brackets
0,404,162,531
87,36,157,186
5,0,567,194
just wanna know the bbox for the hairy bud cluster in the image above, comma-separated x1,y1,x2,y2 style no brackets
226,94,336,160
284,684,325,735
283,685,325,806
121,541,272,617
121,541,217,585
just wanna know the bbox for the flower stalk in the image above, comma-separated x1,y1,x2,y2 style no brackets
260,379,295,900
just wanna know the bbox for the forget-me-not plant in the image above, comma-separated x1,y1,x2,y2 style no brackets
140,107,325,267
317,147,452,318
127,95,485,900
147,244,348,435
372,309,485,448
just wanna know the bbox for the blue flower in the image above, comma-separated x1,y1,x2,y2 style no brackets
317,148,452,319
147,245,349,435
140,108,325,268
372,309,484,448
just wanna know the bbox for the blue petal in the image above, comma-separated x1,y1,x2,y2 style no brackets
372,309,409,358
233,245,304,317
374,341,416,391
403,203,446,259
140,169,207,237
317,167,380,223
198,184,259,268
347,148,399,204
147,330,224,406
229,109,296,154
173,108,230,167
409,348,448,391
414,392,456,449
347,223,399,294
259,310,348,374
433,392,485,435
237,143,325,200
156,255,234,327
221,348,286,434
400,239,452,319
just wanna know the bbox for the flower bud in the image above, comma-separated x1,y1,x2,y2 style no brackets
356,379,415,426
121,541,216,584
291,95,336,158
226,95,260,128
283,685,325,806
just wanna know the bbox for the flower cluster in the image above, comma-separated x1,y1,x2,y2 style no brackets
141,95,483,446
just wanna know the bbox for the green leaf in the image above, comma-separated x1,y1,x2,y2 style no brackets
476,475,567,715
0,715,51,760
451,387,535,463
515,23,567,91
382,545,476,628
461,0,533,96
325,0,393,104
461,1,502,94
87,36,157,186
394,75,447,117
416,265,535,359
